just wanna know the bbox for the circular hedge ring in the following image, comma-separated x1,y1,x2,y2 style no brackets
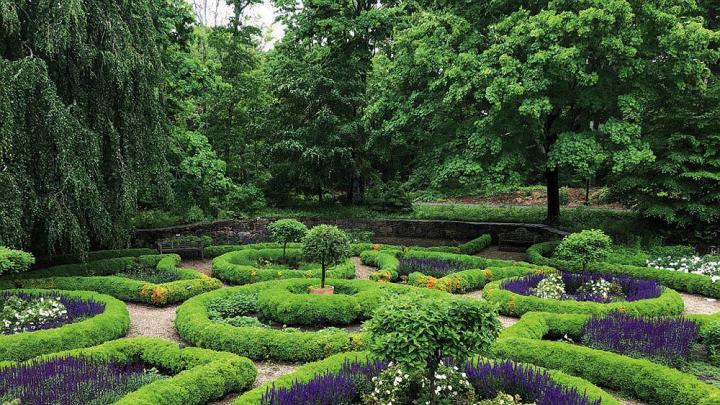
175,278,449,362
211,248,356,285
482,274,684,317
0,289,129,361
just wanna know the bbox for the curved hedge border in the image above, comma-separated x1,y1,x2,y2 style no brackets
232,350,620,405
48,248,158,266
482,277,684,317
528,241,720,298
0,289,129,362
494,311,720,405
0,254,222,306
0,337,256,405
176,278,448,362
211,248,356,285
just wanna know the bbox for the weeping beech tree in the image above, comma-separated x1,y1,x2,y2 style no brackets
0,0,169,255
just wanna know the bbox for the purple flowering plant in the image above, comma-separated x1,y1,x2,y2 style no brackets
398,258,470,278
0,291,105,335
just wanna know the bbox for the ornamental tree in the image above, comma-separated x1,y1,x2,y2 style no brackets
302,225,351,288
365,294,501,400
555,229,612,271
267,219,308,259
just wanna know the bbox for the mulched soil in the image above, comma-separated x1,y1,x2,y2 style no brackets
428,187,626,209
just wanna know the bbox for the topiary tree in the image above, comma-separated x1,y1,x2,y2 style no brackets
302,225,351,289
554,229,612,271
365,293,501,401
267,219,308,260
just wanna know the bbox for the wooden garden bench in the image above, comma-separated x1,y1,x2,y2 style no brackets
498,227,540,252
157,240,204,258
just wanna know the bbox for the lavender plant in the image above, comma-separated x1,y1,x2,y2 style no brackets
398,258,470,278
0,356,164,404
0,292,105,335
502,271,661,303
581,313,699,364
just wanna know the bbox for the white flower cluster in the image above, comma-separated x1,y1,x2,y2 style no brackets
578,278,614,299
534,273,565,299
647,255,720,281
1,296,68,333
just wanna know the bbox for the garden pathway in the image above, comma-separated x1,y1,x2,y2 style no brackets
476,245,528,262
681,292,720,315
352,256,373,279
125,302,183,343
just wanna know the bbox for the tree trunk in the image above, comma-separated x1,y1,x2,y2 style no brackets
545,168,560,225
585,178,591,205
321,260,326,288
359,177,366,202
346,177,354,205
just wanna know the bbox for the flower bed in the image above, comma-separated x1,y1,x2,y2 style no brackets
495,311,720,405
175,278,448,362
1,291,104,334
483,273,683,317
502,271,662,303
0,337,257,405
527,241,720,298
0,289,128,361
0,254,222,306
233,352,618,405
211,248,356,285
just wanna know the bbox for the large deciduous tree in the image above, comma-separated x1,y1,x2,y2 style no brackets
0,0,174,254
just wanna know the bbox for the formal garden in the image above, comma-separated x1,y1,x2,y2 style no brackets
2,0,720,403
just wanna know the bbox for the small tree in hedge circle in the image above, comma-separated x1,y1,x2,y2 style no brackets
365,293,501,401
555,229,612,271
267,219,308,259
302,225,351,288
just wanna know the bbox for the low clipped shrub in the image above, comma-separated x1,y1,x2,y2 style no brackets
0,337,256,405
175,278,448,362
0,247,34,276
0,289,128,361
0,254,222,306
211,248,355,285
48,248,157,266
554,230,612,271
701,321,720,365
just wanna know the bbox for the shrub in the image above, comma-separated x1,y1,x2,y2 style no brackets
302,225,351,289
701,321,720,365
267,219,308,259
225,184,266,214
0,247,34,276
365,293,501,375
554,230,612,271
365,180,413,212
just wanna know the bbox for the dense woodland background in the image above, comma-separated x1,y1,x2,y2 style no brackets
1,0,719,255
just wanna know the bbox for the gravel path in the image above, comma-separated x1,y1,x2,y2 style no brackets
125,302,183,343
183,258,213,276
352,256,374,279
208,362,299,405
681,292,720,315
477,245,528,262
461,290,518,328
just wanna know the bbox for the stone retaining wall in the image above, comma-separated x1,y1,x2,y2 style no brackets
133,217,568,248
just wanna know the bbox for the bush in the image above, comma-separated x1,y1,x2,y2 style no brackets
302,225,351,288
457,234,493,255
225,184,266,214
555,230,612,271
0,247,34,276
701,321,720,365
0,254,222,306
267,219,308,258
365,181,413,212
365,293,501,373
0,289,128,361
48,248,157,266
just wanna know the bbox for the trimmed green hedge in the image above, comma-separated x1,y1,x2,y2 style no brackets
48,248,158,266
407,266,539,293
0,337,256,405
0,254,222,306
176,278,448,362
528,241,720,298
482,277,684,317
495,311,720,405
233,350,620,405
211,248,356,285
0,289,129,361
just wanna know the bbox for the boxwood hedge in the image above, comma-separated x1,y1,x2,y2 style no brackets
175,278,448,362
0,289,129,362
0,337,256,405
211,248,356,285
494,311,720,405
528,241,720,298
0,254,222,306
232,350,620,405
482,277,684,317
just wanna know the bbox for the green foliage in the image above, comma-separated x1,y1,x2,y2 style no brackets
0,290,128,362
207,293,258,320
302,225,351,288
365,181,413,213
701,321,720,365
365,293,501,372
0,247,34,276
267,219,308,257
554,230,612,271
